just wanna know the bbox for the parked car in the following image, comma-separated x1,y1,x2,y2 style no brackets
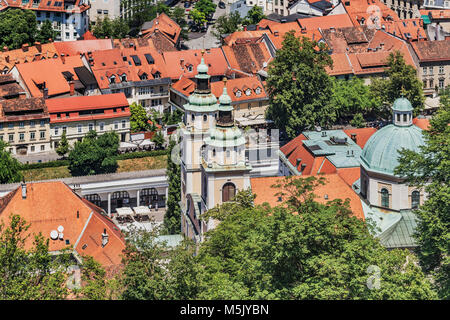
218,1,226,9
190,25,200,32
184,1,191,8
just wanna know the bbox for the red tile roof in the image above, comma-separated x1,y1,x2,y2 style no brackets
15,55,84,97
250,174,365,220
163,48,228,80
221,42,272,75
420,9,450,20
211,77,267,103
411,40,450,62
170,76,196,97
343,127,377,148
336,167,361,187
413,117,430,130
0,42,59,73
223,30,270,46
142,13,181,46
0,181,126,268
54,39,113,56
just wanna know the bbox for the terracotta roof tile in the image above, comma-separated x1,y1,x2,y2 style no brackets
0,181,126,268
343,127,377,148
251,174,365,220
54,39,113,56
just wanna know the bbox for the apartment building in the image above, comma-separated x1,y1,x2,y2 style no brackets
0,97,51,155
0,0,90,41
45,93,131,148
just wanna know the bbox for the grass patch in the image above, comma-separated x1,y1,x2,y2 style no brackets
20,155,168,181
117,155,168,172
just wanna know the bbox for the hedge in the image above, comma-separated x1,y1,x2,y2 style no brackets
20,159,70,170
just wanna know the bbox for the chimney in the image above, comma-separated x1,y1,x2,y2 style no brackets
101,229,109,247
21,182,27,199
22,44,29,52
5,55,9,63
3,46,8,52
180,58,185,69
69,81,74,96
35,41,42,53
61,53,65,64
43,87,48,99
244,26,247,31
256,25,259,30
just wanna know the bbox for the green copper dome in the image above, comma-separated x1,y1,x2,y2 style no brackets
218,85,233,111
360,123,424,176
206,126,245,147
392,97,413,112
197,57,209,75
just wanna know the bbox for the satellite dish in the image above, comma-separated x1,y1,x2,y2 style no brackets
57,225,64,233
58,232,64,240
50,230,58,240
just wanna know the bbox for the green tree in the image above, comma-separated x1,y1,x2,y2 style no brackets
243,5,266,25
0,215,71,300
266,32,336,138
370,51,425,117
56,131,70,158
212,12,242,40
331,77,382,122
0,9,38,50
130,102,150,133
170,7,189,40
190,8,207,26
111,18,131,38
350,112,365,128
194,0,217,17
0,141,23,184
195,177,437,299
163,137,181,234
395,87,450,299
36,20,58,43
92,16,113,38
68,131,119,176
151,131,165,150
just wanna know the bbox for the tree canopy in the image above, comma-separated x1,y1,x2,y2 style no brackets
56,131,70,158
243,5,266,25
0,141,23,184
67,131,119,176
92,17,130,39
212,12,242,40
370,51,425,117
0,215,71,300
395,87,450,299
266,32,336,138
163,137,181,234
130,102,151,133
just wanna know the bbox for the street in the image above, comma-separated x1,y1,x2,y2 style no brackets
181,0,230,49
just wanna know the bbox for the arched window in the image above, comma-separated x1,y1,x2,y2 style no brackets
381,188,389,208
411,190,420,209
222,182,236,202
85,194,101,207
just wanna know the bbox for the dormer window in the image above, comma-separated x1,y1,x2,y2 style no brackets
109,75,116,84
245,89,251,96
140,73,148,80
187,65,193,72
121,74,127,82
153,71,161,79
255,87,261,94
235,90,241,97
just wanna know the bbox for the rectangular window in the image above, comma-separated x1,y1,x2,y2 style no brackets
122,120,126,128
31,146,35,152
30,121,35,127
40,131,45,139
54,127,59,136
423,67,427,75
88,123,94,131
77,124,82,133
429,66,433,75
62,126,67,133
40,120,45,127
0,123,3,130
114,121,119,130
41,145,45,151
8,123,14,129
439,78,445,88
30,132,36,140
9,134,14,142
99,122,104,131
439,66,444,74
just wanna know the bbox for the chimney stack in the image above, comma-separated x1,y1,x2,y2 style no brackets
180,58,185,69
3,46,8,52
5,55,9,63
21,182,27,199
69,80,74,96
101,229,109,247
35,41,42,53
43,87,49,99
22,44,29,52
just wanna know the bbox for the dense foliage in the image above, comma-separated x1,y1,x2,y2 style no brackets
395,87,450,299
56,131,70,158
67,131,119,176
130,102,151,133
266,32,336,138
163,137,181,234
242,5,266,25
92,17,130,39
0,9,57,49
0,141,23,184
370,51,425,117
212,11,242,40
0,215,71,300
